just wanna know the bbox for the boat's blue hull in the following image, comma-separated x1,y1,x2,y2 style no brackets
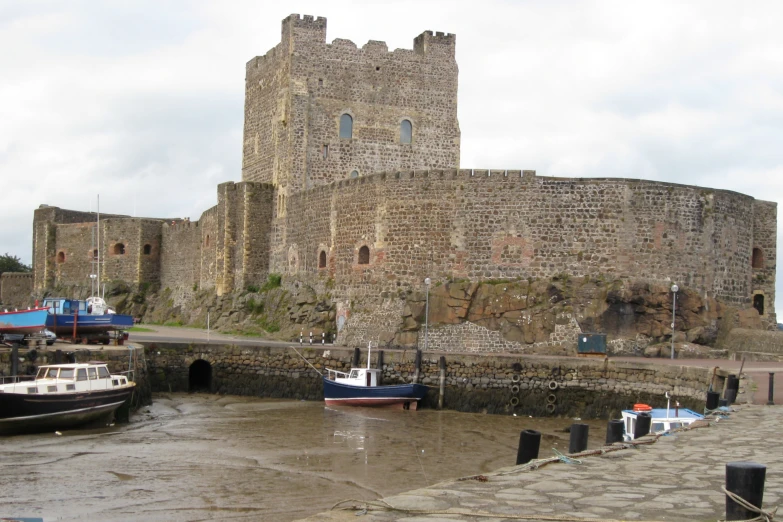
323,377,429,409
46,313,134,335
0,308,48,334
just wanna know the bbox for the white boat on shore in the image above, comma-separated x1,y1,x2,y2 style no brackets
621,396,704,441
0,362,135,435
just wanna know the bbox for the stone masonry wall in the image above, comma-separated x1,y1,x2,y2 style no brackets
752,200,777,323
144,343,715,416
0,272,34,308
282,170,773,309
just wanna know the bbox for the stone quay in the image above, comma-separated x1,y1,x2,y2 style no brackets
296,404,782,522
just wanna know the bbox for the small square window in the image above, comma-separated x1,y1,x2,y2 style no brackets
27,387,38,394
48,385,57,393
66,384,75,391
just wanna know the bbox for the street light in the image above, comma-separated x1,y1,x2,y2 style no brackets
670,283,679,359
424,277,431,352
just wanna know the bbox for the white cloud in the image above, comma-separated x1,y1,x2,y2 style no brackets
1,0,781,317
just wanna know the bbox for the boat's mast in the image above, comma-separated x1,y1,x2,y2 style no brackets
96,195,100,299
367,341,371,370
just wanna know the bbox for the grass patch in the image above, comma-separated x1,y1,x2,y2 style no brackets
128,326,155,332
260,273,282,292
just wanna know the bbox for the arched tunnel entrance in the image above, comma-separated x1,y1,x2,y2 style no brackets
189,359,212,392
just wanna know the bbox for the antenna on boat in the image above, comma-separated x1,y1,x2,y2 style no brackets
665,391,671,419
367,341,372,370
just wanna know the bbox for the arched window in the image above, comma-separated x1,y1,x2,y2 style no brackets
56,251,65,263
319,250,327,268
205,235,210,247
113,243,125,255
358,245,370,265
339,113,353,139
350,170,359,178
400,119,412,144
752,248,764,269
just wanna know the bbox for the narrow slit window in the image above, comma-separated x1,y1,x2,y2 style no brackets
400,119,412,144
322,144,329,159
143,244,152,255
752,248,764,269
358,246,370,265
319,250,327,268
339,113,353,139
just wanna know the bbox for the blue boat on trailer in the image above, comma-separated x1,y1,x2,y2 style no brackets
0,307,49,336
323,343,429,410
43,298,134,344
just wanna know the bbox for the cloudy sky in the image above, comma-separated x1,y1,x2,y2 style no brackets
2,1,781,316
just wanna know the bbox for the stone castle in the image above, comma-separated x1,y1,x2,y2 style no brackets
18,14,777,351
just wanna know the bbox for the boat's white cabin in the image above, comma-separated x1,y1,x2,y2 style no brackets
621,408,703,441
0,363,132,395
326,368,381,388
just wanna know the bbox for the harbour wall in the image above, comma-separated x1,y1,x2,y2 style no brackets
143,342,718,417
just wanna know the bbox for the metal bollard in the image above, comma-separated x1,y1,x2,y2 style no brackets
606,419,624,444
725,388,738,405
634,412,652,439
706,390,720,410
719,398,729,407
55,349,63,364
726,462,766,520
516,429,541,465
569,423,589,453
768,373,775,405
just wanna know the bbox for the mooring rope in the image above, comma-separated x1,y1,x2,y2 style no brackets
721,486,777,522
330,498,670,521
331,487,777,522
289,346,322,376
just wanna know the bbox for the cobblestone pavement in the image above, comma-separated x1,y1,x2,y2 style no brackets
298,404,782,522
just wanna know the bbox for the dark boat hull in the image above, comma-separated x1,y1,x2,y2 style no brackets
46,313,134,335
0,385,135,435
323,377,428,409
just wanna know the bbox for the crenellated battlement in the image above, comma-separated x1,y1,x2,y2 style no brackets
414,30,456,57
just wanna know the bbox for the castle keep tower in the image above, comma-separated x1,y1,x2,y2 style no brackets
241,14,461,196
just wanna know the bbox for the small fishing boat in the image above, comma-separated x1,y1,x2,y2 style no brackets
0,362,135,435
43,297,134,343
621,395,704,441
323,343,429,410
0,307,49,336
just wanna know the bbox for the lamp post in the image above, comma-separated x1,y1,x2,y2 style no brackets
670,283,679,359
424,277,431,351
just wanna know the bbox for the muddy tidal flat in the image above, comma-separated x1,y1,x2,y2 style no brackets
0,393,608,521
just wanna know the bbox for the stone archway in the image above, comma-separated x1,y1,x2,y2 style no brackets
189,359,212,392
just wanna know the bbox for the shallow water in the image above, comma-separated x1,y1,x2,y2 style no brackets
0,394,607,521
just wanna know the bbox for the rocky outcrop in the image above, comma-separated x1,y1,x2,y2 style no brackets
83,273,763,356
